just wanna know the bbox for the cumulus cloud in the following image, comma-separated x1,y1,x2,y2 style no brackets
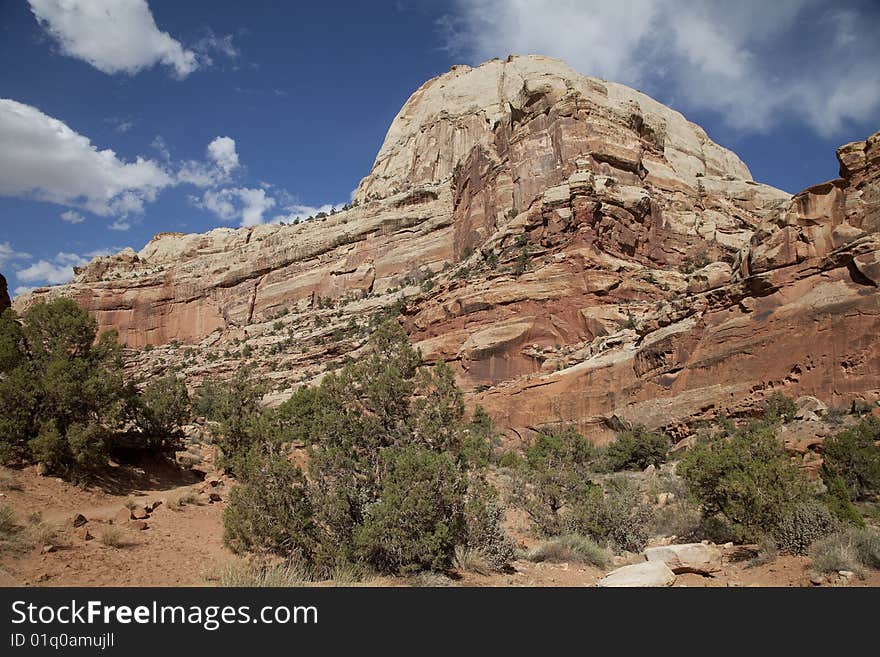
442,0,880,136
0,98,252,227
12,246,129,292
196,187,276,227
60,210,85,224
0,98,173,220
0,242,31,269
178,136,241,187
28,0,199,78
15,251,89,286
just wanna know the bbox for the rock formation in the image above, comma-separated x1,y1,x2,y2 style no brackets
0,273,9,314
14,55,879,443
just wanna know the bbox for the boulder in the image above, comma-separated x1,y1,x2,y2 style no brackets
597,561,676,587
130,504,149,520
644,543,722,575
795,396,827,419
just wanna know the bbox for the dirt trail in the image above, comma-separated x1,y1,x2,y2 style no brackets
0,459,236,587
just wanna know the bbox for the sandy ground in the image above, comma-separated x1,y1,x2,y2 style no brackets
2,457,878,588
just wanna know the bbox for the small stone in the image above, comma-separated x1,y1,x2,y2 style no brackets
810,575,826,586
79,527,94,541
113,508,131,525
838,570,854,581
208,492,222,503
129,520,148,530
71,513,88,528
41,544,56,554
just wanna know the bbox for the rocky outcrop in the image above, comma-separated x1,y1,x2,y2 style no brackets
0,273,9,314
12,55,879,443
644,543,722,575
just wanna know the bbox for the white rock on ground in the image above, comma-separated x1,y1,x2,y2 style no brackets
644,543,722,575
596,561,676,587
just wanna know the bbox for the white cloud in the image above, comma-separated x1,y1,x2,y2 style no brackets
60,210,85,224
12,246,128,291
207,136,240,175
192,29,240,66
196,187,276,227
442,0,880,136
0,242,32,268
16,251,89,286
28,0,199,78
0,98,173,217
177,136,241,188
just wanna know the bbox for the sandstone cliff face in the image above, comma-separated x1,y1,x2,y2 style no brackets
14,55,879,442
0,273,9,314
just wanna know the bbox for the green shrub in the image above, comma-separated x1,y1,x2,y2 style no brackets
222,321,513,576
354,446,466,574
821,417,880,501
460,406,497,469
511,427,597,536
601,426,669,471
564,476,654,553
762,392,798,422
771,502,837,555
197,370,269,473
223,444,317,562
0,301,130,476
134,375,190,451
678,420,812,540
822,474,865,527
526,534,610,568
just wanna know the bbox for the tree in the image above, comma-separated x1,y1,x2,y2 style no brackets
601,425,669,471
0,300,129,476
821,417,880,502
678,420,812,540
223,444,317,561
196,369,268,473
135,375,191,451
223,321,514,575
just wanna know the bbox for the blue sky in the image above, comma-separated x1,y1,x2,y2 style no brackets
1,1,879,296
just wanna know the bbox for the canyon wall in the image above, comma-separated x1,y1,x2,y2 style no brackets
14,56,879,442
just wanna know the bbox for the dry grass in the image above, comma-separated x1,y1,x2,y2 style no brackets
0,468,22,491
213,560,374,587
452,546,491,575
810,527,880,578
526,535,611,568
168,491,202,509
0,504,62,553
0,503,15,535
99,525,131,548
